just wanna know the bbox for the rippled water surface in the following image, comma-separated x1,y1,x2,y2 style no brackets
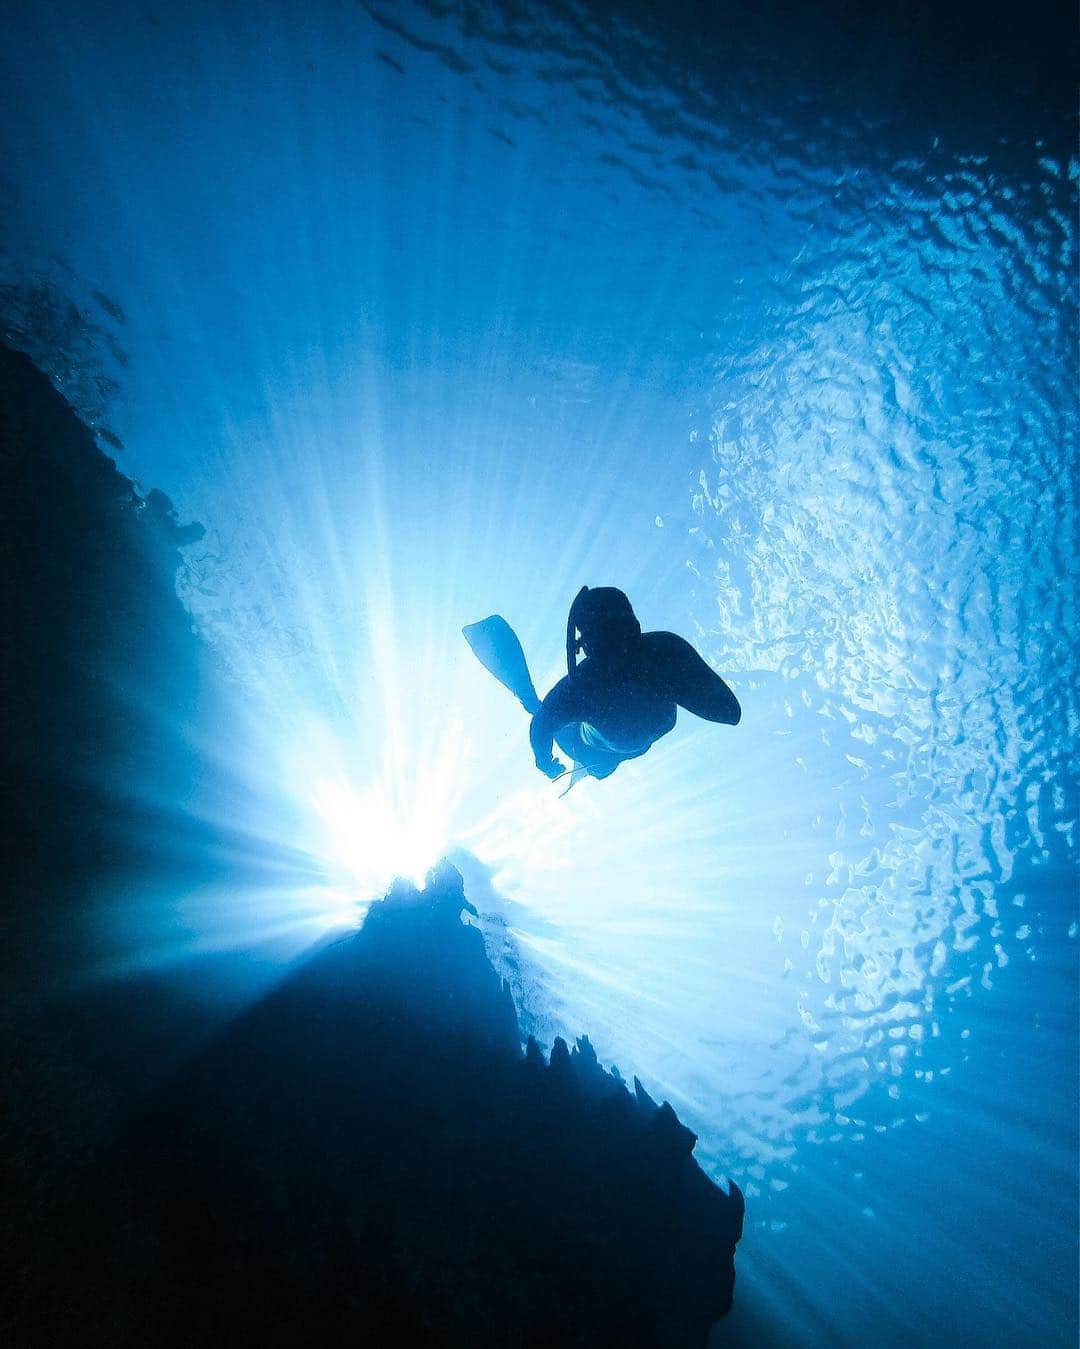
3,2,1076,1343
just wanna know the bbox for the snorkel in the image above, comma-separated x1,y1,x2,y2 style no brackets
566,585,590,678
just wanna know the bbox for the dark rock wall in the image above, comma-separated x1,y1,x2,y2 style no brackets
1,340,214,1349
0,340,204,997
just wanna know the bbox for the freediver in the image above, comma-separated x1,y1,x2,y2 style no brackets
463,586,740,786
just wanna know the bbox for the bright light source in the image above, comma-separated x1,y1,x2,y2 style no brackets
309,771,455,895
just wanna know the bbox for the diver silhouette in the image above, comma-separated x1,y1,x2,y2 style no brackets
464,586,740,788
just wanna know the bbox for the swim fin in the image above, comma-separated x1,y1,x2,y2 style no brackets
462,615,542,715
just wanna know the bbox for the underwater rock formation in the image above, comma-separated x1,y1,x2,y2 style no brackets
105,861,743,1348
0,339,206,993
1,339,217,1346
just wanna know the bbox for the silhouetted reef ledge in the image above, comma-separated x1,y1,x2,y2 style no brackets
110,861,743,1348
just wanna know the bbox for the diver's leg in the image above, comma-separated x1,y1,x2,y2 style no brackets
648,632,741,724
554,725,623,779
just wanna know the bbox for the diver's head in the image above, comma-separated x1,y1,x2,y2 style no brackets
567,586,641,672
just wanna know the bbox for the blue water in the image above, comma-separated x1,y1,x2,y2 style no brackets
3,2,1077,1343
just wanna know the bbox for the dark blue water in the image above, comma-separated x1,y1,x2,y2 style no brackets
2,2,1076,1343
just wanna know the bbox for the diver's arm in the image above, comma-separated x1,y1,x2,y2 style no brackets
646,631,741,725
529,677,582,777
